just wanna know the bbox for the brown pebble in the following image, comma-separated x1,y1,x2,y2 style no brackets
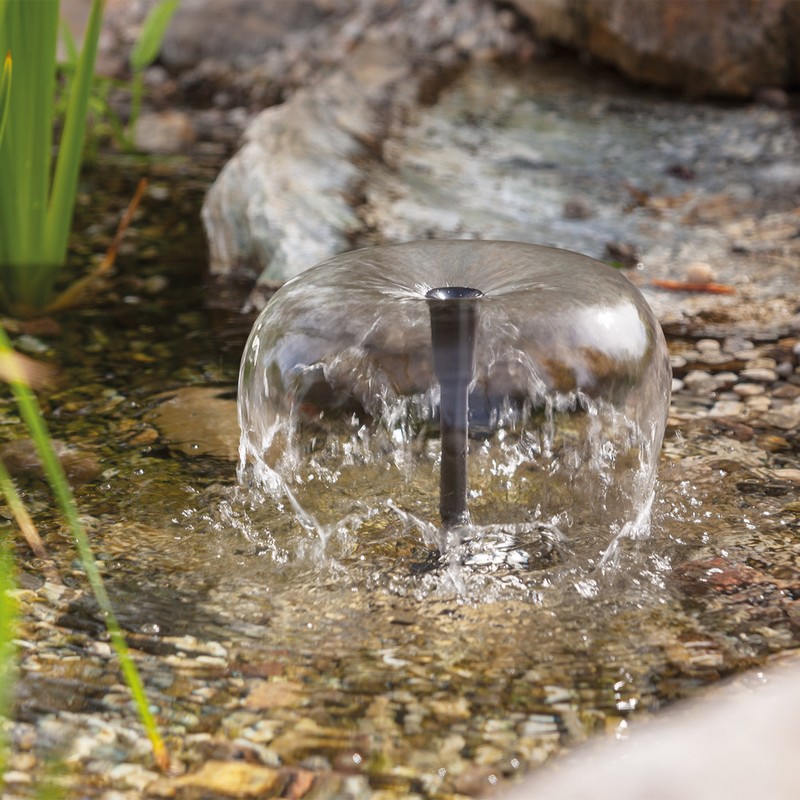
772,384,800,400
733,383,765,398
563,197,594,219
756,435,789,452
754,87,789,108
0,439,100,487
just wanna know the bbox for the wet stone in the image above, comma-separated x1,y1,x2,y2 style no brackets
708,400,746,418
696,338,721,353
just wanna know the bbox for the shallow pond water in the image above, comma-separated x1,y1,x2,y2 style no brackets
2,150,800,797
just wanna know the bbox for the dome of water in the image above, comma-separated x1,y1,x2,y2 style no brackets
237,240,671,578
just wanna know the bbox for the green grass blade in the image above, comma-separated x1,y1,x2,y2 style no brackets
127,0,179,146
44,0,106,268
129,0,180,71
0,539,17,781
0,51,11,148
0,326,168,769
0,457,49,560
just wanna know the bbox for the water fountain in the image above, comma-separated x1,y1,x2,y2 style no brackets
237,240,671,588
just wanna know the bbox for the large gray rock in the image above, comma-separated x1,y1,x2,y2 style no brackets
513,0,800,97
200,0,525,301
201,38,414,290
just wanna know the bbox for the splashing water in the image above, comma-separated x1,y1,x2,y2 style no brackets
234,241,671,600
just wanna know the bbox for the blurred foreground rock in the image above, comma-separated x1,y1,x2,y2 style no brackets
513,0,800,97
505,656,800,800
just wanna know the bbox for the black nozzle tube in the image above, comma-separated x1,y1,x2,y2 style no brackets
426,286,482,527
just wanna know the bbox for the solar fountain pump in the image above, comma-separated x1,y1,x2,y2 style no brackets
425,286,482,527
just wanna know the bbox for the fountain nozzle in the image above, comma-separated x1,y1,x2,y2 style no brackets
426,286,483,528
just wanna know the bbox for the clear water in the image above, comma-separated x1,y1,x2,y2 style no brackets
3,100,798,798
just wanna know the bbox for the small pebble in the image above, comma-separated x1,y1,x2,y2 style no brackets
683,370,717,394
671,378,685,393
776,361,794,378
744,395,771,412
734,349,761,361
772,468,800,483
670,355,687,370
724,337,754,353
733,383,766,397
714,371,739,387
748,357,777,369
562,197,594,219
761,405,800,430
773,383,800,399
739,367,778,383
685,261,716,283
696,338,720,353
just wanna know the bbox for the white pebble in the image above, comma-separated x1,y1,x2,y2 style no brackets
696,338,720,353
685,261,716,283
745,396,771,412
740,367,778,383
708,400,745,418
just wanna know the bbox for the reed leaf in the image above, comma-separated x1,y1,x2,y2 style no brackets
44,0,105,268
130,0,180,72
0,0,105,313
0,0,58,300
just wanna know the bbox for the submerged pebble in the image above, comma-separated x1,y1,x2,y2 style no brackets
740,367,778,382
